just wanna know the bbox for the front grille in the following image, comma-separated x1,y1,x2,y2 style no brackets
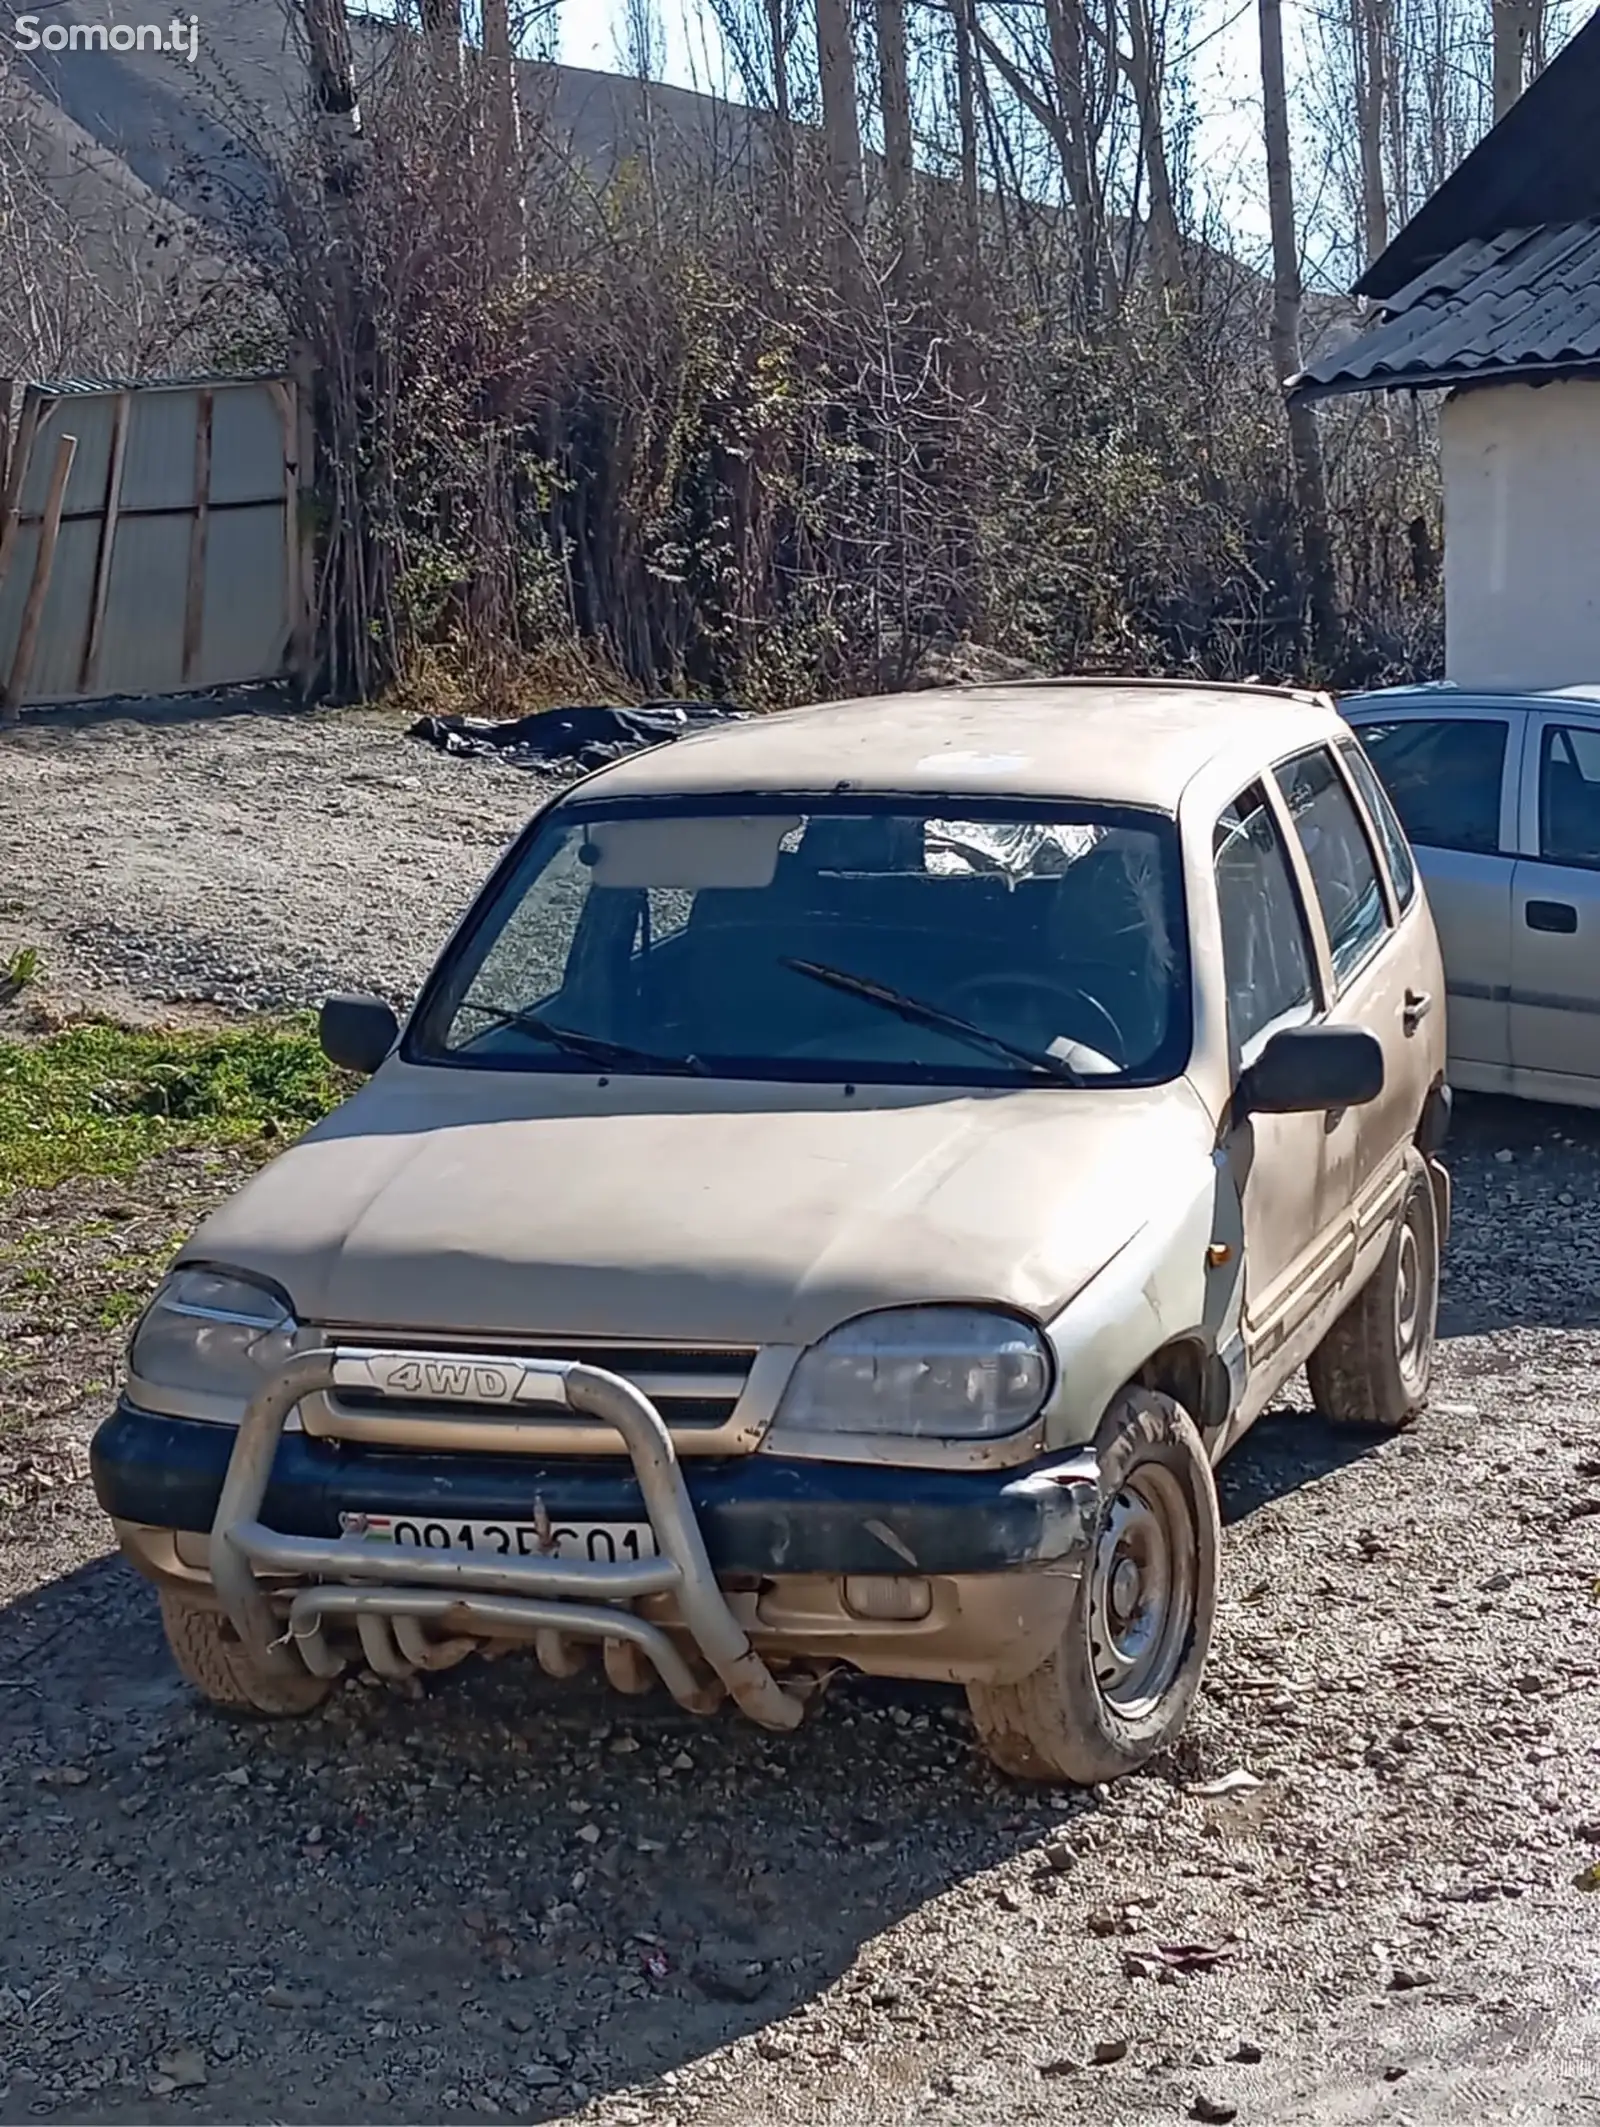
319,1333,757,1432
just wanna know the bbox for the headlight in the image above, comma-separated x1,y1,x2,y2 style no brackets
129,1266,299,1405
772,1306,1051,1439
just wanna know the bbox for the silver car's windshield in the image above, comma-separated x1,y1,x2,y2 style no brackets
410,796,1190,1087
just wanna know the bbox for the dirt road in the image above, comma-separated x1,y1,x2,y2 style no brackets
2,701,1600,2126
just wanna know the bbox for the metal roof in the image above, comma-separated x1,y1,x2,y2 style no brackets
27,369,291,395
1290,219,1600,401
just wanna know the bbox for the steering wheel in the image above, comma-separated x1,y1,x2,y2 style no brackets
944,971,1127,1063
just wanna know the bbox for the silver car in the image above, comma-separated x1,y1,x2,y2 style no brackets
1342,683,1600,1111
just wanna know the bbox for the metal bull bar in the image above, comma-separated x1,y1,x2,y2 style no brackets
210,1348,806,1730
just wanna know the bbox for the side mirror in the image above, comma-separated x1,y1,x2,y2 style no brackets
1237,1024,1384,1117
319,993,399,1076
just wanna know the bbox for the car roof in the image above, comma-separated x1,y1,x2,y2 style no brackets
1343,680,1600,713
581,679,1341,813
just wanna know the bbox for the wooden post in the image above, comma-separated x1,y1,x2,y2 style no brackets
0,381,14,513
269,362,315,695
1,430,77,724
0,388,46,599
289,347,318,697
78,388,131,696
180,389,214,685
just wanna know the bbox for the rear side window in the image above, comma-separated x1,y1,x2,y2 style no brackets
1539,723,1600,871
1354,716,1507,856
1213,785,1316,1054
1338,737,1417,910
1274,747,1389,985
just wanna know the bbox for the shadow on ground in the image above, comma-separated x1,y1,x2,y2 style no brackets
0,1543,1127,2125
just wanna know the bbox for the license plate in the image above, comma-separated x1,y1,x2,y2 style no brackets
339,1513,659,1564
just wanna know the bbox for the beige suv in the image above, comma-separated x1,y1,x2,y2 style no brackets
93,680,1451,1782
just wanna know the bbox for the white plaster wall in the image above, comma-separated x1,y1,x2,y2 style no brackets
1442,378,1600,690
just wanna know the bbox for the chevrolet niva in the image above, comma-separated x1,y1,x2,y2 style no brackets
92,679,1451,1782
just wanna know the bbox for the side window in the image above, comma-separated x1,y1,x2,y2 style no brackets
1213,785,1316,1055
1338,736,1417,910
1274,747,1389,985
1354,716,1507,856
1539,723,1600,870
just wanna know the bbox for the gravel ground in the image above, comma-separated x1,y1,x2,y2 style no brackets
3,699,1600,2127
0,695,569,1019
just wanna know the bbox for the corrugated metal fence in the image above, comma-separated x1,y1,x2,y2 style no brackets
0,373,307,710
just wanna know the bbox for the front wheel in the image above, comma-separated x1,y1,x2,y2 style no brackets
1306,1146,1440,1430
158,1587,333,1718
966,1389,1220,1784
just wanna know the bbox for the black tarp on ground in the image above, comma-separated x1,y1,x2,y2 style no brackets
408,700,745,773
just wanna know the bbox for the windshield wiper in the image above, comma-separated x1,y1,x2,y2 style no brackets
460,1003,706,1076
780,958,1082,1084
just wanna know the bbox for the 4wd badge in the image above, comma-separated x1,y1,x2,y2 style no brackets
378,1357,515,1402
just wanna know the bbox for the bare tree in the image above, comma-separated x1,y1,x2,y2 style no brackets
816,0,868,264
300,0,367,229
481,0,526,276
1259,0,1340,660
972,4,1112,317
875,0,918,283
1350,0,1390,263
1308,0,1491,276
420,0,463,47
1492,0,1543,116
767,0,799,221
620,0,666,78
1118,0,1183,298
950,0,984,275
618,0,665,220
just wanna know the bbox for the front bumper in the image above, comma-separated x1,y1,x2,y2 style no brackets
94,1405,1097,1577
93,1350,1099,1719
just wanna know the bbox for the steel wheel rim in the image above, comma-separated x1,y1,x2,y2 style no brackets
1087,1464,1196,1718
1394,1186,1436,1392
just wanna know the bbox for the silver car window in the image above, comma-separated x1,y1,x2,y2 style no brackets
1274,747,1389,988
1213,784,1316,1055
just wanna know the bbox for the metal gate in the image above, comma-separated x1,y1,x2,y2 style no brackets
0,373,307,710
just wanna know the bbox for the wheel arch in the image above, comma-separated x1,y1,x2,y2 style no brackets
1129,1335,1232,1433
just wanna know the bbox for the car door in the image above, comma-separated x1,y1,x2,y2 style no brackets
1212,781,1338,1377
1270,743,1431,1258
1508,709,1600,1101
1345,705,1519,1082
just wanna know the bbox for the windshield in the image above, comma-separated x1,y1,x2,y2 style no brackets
410,796,1190,1087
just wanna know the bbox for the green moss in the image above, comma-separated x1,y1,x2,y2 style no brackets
0,1019,352,1193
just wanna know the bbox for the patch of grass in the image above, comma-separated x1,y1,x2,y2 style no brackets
95,1289,149,1330
1,944,42,1001
0,1018,353,1193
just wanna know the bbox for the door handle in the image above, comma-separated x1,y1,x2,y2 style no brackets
1525,900,1578,934
1402,988,1432,1034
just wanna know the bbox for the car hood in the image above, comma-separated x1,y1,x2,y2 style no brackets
186,1061,1216,1347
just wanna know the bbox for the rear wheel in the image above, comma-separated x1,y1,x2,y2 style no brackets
158,1587,332,1717
1307,1147,1439,1429
966,1389,1220,1784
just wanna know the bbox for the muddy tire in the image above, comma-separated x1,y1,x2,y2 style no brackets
966,1389,1220,1784
158,1587,332,1718
1307,1148,1439,1430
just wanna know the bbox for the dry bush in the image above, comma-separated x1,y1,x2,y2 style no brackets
256,29,1442,708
